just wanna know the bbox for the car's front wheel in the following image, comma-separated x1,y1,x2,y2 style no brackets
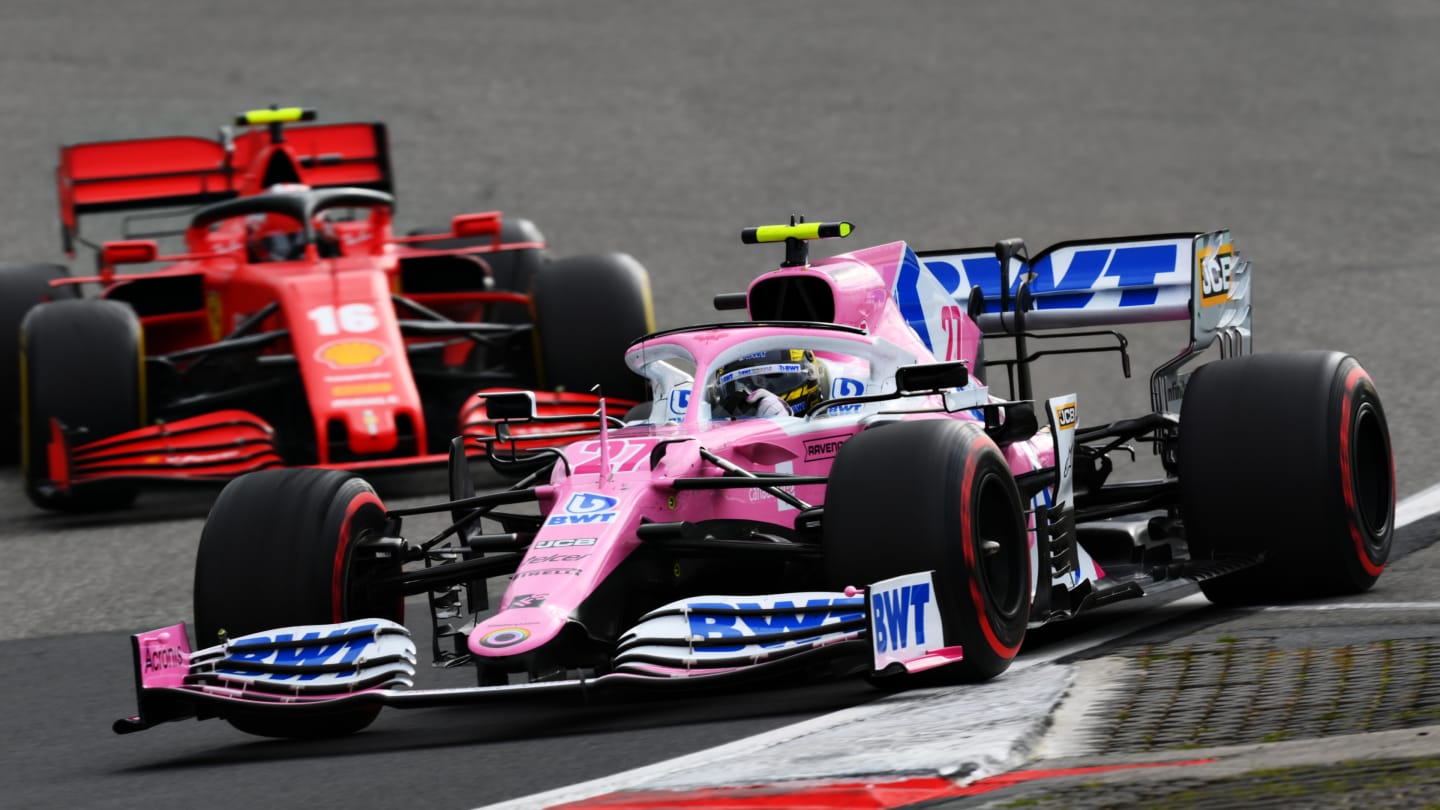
824,418,1031,686
193,468,403,737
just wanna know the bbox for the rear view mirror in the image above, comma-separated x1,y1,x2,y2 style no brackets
101,240,159,266
483,391,537,421
452,212,502,243
895,361,969,393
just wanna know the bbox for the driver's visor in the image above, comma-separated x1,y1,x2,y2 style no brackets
716,363,804,391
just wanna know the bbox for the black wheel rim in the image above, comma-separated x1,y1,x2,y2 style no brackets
1351,402,1392,545
974,471,1026,620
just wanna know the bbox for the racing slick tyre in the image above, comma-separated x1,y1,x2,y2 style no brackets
1179,351,1393,605
0,263,78,463
19,298,141,511
823,419,1031,685
194,468,403,738
530,252,654,403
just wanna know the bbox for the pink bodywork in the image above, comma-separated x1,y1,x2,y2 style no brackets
467,241,1059,659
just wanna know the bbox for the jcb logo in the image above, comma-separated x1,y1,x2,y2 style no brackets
1198,245,1233,307
1053,403,1077,430
534,538,596,549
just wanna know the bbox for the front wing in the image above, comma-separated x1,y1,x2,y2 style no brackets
115,573,960,734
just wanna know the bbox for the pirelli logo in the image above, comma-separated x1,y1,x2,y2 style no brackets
1053,403,1077,430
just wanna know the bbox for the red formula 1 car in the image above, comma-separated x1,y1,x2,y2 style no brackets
0,108,653,511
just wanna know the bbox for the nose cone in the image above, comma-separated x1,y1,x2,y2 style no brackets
467,607,568,658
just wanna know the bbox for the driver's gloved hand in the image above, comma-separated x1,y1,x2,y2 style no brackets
747,388,790,418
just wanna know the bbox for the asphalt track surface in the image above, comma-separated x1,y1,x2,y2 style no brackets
2,1,1440,807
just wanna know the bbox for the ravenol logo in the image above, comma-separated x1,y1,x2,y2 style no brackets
1053,403,1077,430
547,493,620,526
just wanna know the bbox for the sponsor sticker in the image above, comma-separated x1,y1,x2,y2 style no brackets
803,433,850,462
478,627,530,649
505,593,548,609
1052,402,1077,430
1196,242,1234,308
534,538,597,549
316,339,388,369
869,571,944,671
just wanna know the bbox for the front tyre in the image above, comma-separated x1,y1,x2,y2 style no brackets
0,262,77,463
193,469,403,737
824,419,1030,685
19,299,142,511
1179,351,1393,604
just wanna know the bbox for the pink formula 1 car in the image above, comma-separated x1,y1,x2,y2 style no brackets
116,220,1394,738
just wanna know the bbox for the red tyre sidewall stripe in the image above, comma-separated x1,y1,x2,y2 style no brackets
960,440,1021,659
332,491,385,623
1339,366,1385,577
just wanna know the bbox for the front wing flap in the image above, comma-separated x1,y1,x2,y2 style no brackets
115,573,959,734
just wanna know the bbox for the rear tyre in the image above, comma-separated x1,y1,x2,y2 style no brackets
193,468,403,738
824,419,1030,685
20,299,141,511
408,216,545,293
530,253,654,403
0,263,78,463
1179,351,1393,605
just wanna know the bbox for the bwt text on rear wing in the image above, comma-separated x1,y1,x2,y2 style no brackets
916,231,1251,413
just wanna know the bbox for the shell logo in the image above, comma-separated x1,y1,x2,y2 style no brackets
316,339,388,369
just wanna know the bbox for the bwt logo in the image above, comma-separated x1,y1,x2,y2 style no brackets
826,378,865,414
668,388,691,416
1053,403,1077,430
549,493,620,525
565,493,618,514
872,583,933,653
217,624,379,681
686,598,865,653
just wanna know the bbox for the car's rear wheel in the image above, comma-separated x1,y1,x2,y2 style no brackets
824,419,1031,685
0,263,78,463
1179,351,1393,605
408,216,545,296
530,253,654,403
19,298,142,511
194,468,403,738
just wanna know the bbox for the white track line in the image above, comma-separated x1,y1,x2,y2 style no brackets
480,488,1440,810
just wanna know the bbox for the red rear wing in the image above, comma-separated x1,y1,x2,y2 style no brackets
57,121,393,252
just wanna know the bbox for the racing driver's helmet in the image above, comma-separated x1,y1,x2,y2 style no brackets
709,349,828,419
245,212,306,263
